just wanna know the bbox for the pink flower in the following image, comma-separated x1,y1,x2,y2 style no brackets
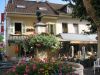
12,68,16,72
25,65,30,73
24,74,28,75
26,65,29,69
13,65,16,69
25,68,30,73
33,64,37,70
59,73,62,75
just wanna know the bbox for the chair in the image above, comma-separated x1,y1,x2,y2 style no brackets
93,58,100,74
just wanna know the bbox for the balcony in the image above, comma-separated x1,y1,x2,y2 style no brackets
8,34,29,41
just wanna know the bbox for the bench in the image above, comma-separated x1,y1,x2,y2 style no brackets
93,58,100,74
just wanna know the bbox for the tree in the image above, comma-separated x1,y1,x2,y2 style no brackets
0,35,3,42
63,0,100,57
29,33,60,52
0,35,3,52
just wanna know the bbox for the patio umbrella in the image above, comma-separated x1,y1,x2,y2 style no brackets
82,46,86,60
71,46,74,58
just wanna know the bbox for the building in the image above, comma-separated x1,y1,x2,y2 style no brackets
6,0,97,57
0,13,4,51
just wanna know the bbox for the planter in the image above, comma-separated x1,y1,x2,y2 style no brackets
35,50,48,62
67,62,84,75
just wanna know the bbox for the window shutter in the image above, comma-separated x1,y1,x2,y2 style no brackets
10,23,14,34
22,24,25,34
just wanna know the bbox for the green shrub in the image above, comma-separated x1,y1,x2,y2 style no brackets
29,33,60,52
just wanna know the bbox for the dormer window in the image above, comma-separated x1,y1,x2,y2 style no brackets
16,5,26,9
39,7,47,11
67,6,73,14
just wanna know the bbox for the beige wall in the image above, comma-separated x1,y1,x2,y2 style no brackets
10,16,35,35
56,17,90,34
8,15,57,35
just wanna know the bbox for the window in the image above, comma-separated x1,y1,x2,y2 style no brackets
10,22,25,34
62,23,68,33
67,6,73,14
10,23,14,34
16,5,26,8
39,7,47,11
73,23,78,33
48,24,54,34
15,23,22,34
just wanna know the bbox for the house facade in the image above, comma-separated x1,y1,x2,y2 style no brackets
6,0,94,57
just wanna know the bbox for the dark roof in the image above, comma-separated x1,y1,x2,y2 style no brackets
49,3,63,10
6,0,65,16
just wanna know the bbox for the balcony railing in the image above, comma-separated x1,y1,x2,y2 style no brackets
8,34,29,40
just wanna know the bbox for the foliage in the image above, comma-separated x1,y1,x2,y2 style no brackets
63,0,100,34
29,33,60,52
0,35,4,51
91,0,100,17
6,59,78,75
0,35,3,42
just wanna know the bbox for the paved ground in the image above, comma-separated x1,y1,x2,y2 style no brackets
84,67,100,75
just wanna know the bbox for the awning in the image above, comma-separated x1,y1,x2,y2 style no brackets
60,33,97,44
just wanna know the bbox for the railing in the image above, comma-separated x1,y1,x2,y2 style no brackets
8,34,29,40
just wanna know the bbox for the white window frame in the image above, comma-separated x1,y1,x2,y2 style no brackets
46,22,56,35
11,21,26,35
73,23,79,34
62,23,68,33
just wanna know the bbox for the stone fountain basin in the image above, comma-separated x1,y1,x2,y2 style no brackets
67,62,84,75
0,61,13,69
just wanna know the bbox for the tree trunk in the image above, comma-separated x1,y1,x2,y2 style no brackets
97,26,100,58
83,0,99,25
83,0,100,57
